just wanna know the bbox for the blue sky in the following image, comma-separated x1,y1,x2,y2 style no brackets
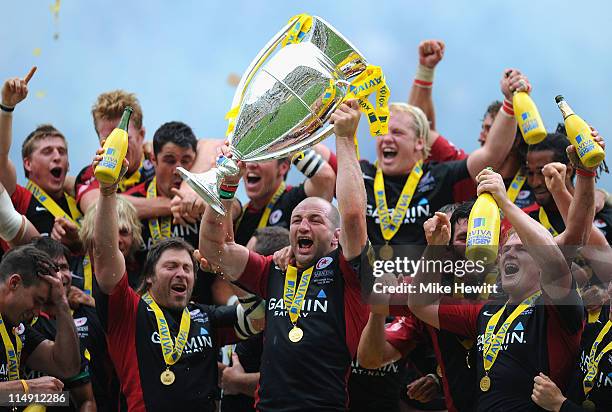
3,0,611,191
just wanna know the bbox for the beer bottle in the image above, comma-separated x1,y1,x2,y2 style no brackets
555,95,605,168
94,106,133,184
513,91,547,144
466,191,500,263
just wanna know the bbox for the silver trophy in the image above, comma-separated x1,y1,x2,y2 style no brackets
177,15,375,215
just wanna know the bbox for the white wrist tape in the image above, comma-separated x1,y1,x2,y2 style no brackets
235,293,265,339
0,188,24,241
292,149,324,178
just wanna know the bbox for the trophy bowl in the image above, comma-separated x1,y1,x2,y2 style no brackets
178,15,376,215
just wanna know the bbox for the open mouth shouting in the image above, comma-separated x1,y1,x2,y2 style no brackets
170,283,187,298
297,236,314,255
502,261,520,278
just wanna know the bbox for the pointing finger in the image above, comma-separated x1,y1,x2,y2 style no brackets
23,66,37,84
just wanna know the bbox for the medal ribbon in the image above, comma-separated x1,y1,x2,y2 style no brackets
142,293,191,366
506,171,526,204
147,177,172,243
538,208,559,237
373,160,423,242
117,158,144,193
583,320,612,396
82,254,93,296
0,314,23,380
236,181,286,231
25,180,82,227
283,265,314,326
345,64,390,137
482,291,541,375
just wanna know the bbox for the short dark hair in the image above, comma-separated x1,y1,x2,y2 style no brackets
138,238,198,294
450,200,475,243
527,132,570,165
253,226,290,256
30,237,70,263
484,101,502,120
0,245,57,287
153,121,197,156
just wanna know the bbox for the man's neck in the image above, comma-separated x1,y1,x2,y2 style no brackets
33,179,64,201
250,181,283,210
499,152,520,180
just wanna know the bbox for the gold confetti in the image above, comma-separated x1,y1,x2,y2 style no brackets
227,73,241,87
33,48,42,57
35,91,47,99
49,0,61,17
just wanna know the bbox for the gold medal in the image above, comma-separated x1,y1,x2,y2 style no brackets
479,375,491,392
288,326,304,343
160,369,176,386
581,399,596,411
379,243,393,260
436,365,443,377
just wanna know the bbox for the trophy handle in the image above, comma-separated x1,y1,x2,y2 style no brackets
244,124,335,162
228,20,297,133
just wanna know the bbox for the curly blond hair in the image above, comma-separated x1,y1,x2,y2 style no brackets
92,90,143,134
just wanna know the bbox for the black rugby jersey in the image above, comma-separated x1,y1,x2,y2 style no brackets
503,176,536,210
439,290,584,411
361,160,470,246
234,184,307,246
236,247,369,411
10,184,73,238
96,273,240,412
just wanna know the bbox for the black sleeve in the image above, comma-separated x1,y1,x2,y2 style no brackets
544,284,584,335
22,324,47,358
559,398,586,412
284,184,307,210
441,159,470,184
206,304,238,329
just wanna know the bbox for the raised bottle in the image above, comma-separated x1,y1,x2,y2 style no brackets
94,106,132,184
555,95,605,168
466,192,500,263
513,91,547,144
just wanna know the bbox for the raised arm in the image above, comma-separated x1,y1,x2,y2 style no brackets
357,312,402,369
0,67,36,195
296,148,336,201
407,212,451,329
79,187,172,219
467,69,527,180
408,40,445,132
477,169,572,299
198,151,250,280
0,181,39,246
91,152,127,294
331,100,367,260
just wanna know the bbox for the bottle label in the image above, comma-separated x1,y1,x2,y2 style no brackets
100,154,118,170
575,134,596,157
467,218,493,246
520,111,540,135
557,101,573,119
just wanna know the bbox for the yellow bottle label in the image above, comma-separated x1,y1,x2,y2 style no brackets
466,193,500,263
564,114,605,169
513,92,547,145
94,128,129,184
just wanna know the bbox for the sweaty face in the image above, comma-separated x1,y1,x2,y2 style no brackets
478,113,495,146
6,277,50,326
24,136,69,197
499,234,540,300
289,198,338,268
96,117,145,175
243,160,288,207
148,249,195,310
153,143,196,198
375,110,424,176
526,150,557,207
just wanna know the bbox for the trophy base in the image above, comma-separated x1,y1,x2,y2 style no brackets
176,167,226,216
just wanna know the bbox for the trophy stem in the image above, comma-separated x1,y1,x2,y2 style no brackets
176,167,226,216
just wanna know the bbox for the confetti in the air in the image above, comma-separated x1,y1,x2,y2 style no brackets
35,91,47,99
33,48,42,57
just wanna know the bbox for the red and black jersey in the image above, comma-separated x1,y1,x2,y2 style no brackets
527,205,612,245
234,184,307,246
562,306,611,412
95,274,240,412
361,159,470,246
10,184,73,237
235,247,369,411
386,310,477,412
427,135,476,203
438,290,584,411
75,159,155,205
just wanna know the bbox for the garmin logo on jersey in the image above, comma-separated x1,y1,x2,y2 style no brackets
267,297,328,317
145,222,199,250
477,322,527,349
367,198,430,224
151,331,213,353
351,358,399,377
580,351,612,389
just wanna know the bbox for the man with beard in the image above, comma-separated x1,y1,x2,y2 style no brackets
198,100,369,411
